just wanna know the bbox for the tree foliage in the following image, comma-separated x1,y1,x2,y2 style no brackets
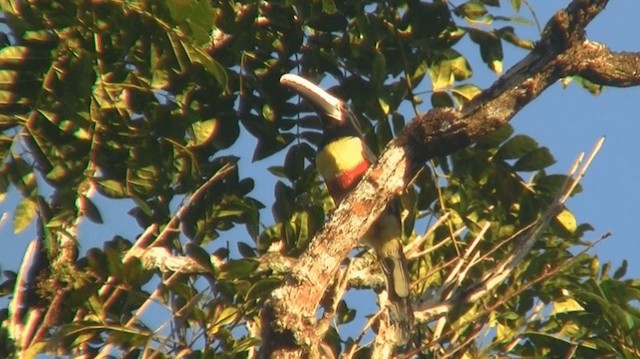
0,0,638,358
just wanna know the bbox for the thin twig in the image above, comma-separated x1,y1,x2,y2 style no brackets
98,271,182,357
405,212,451,256
416,137,605,324
101,163,235,308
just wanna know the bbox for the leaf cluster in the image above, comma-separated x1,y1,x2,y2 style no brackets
0,0,637,357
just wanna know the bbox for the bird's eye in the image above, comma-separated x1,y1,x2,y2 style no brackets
339,103,351,118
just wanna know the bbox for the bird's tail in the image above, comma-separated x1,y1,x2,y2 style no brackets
363,202,414,345
386,295,414,345
374,236,414,345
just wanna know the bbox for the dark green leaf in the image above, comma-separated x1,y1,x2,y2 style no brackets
246,277,281,301
375,116,393,152
253,133,295,161
7,156,36,197
480,0,500,6
86,248,108,280
284,143,314,182
267,166,287,178
391,112,405,135
122,257,152,287
372,51,386,88
237,242,256,258
497,26,534,50
81,195,104,224
186,243,215,274
476,124,514,149
613,260,628,280
221,259,259,280
431,91,454,108
468,29,504,74
513,147,555,171
169,34,227,88
293,210,310,250
496,134,538,160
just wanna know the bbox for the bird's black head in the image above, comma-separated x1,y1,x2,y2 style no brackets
280,74,363,147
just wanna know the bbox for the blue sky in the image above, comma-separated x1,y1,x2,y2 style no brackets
1,0,639,340
508,1,640,278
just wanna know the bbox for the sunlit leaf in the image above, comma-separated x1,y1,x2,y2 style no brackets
490,59,503,75
511,0,522,13
428,62,454,91
0,70,20,90
13,197,37,234
495,319,518,343
189,118,218,146
378,94,390,115
554,208,577,234
452,83,482,106
552,297,584,315
96,179,128,198
166,0,194,22
23,343,47,359
322,0,337,14
428,51,473,92
0,46,30,67
210,306,240,330
562,76,603,95
455,2,488,20
0,90,29,108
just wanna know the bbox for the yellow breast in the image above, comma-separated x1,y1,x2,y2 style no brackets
315,137,369,181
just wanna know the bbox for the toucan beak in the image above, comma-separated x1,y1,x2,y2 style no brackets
280,74,344,122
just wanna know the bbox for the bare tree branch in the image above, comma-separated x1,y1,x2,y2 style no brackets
572,41,640,87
